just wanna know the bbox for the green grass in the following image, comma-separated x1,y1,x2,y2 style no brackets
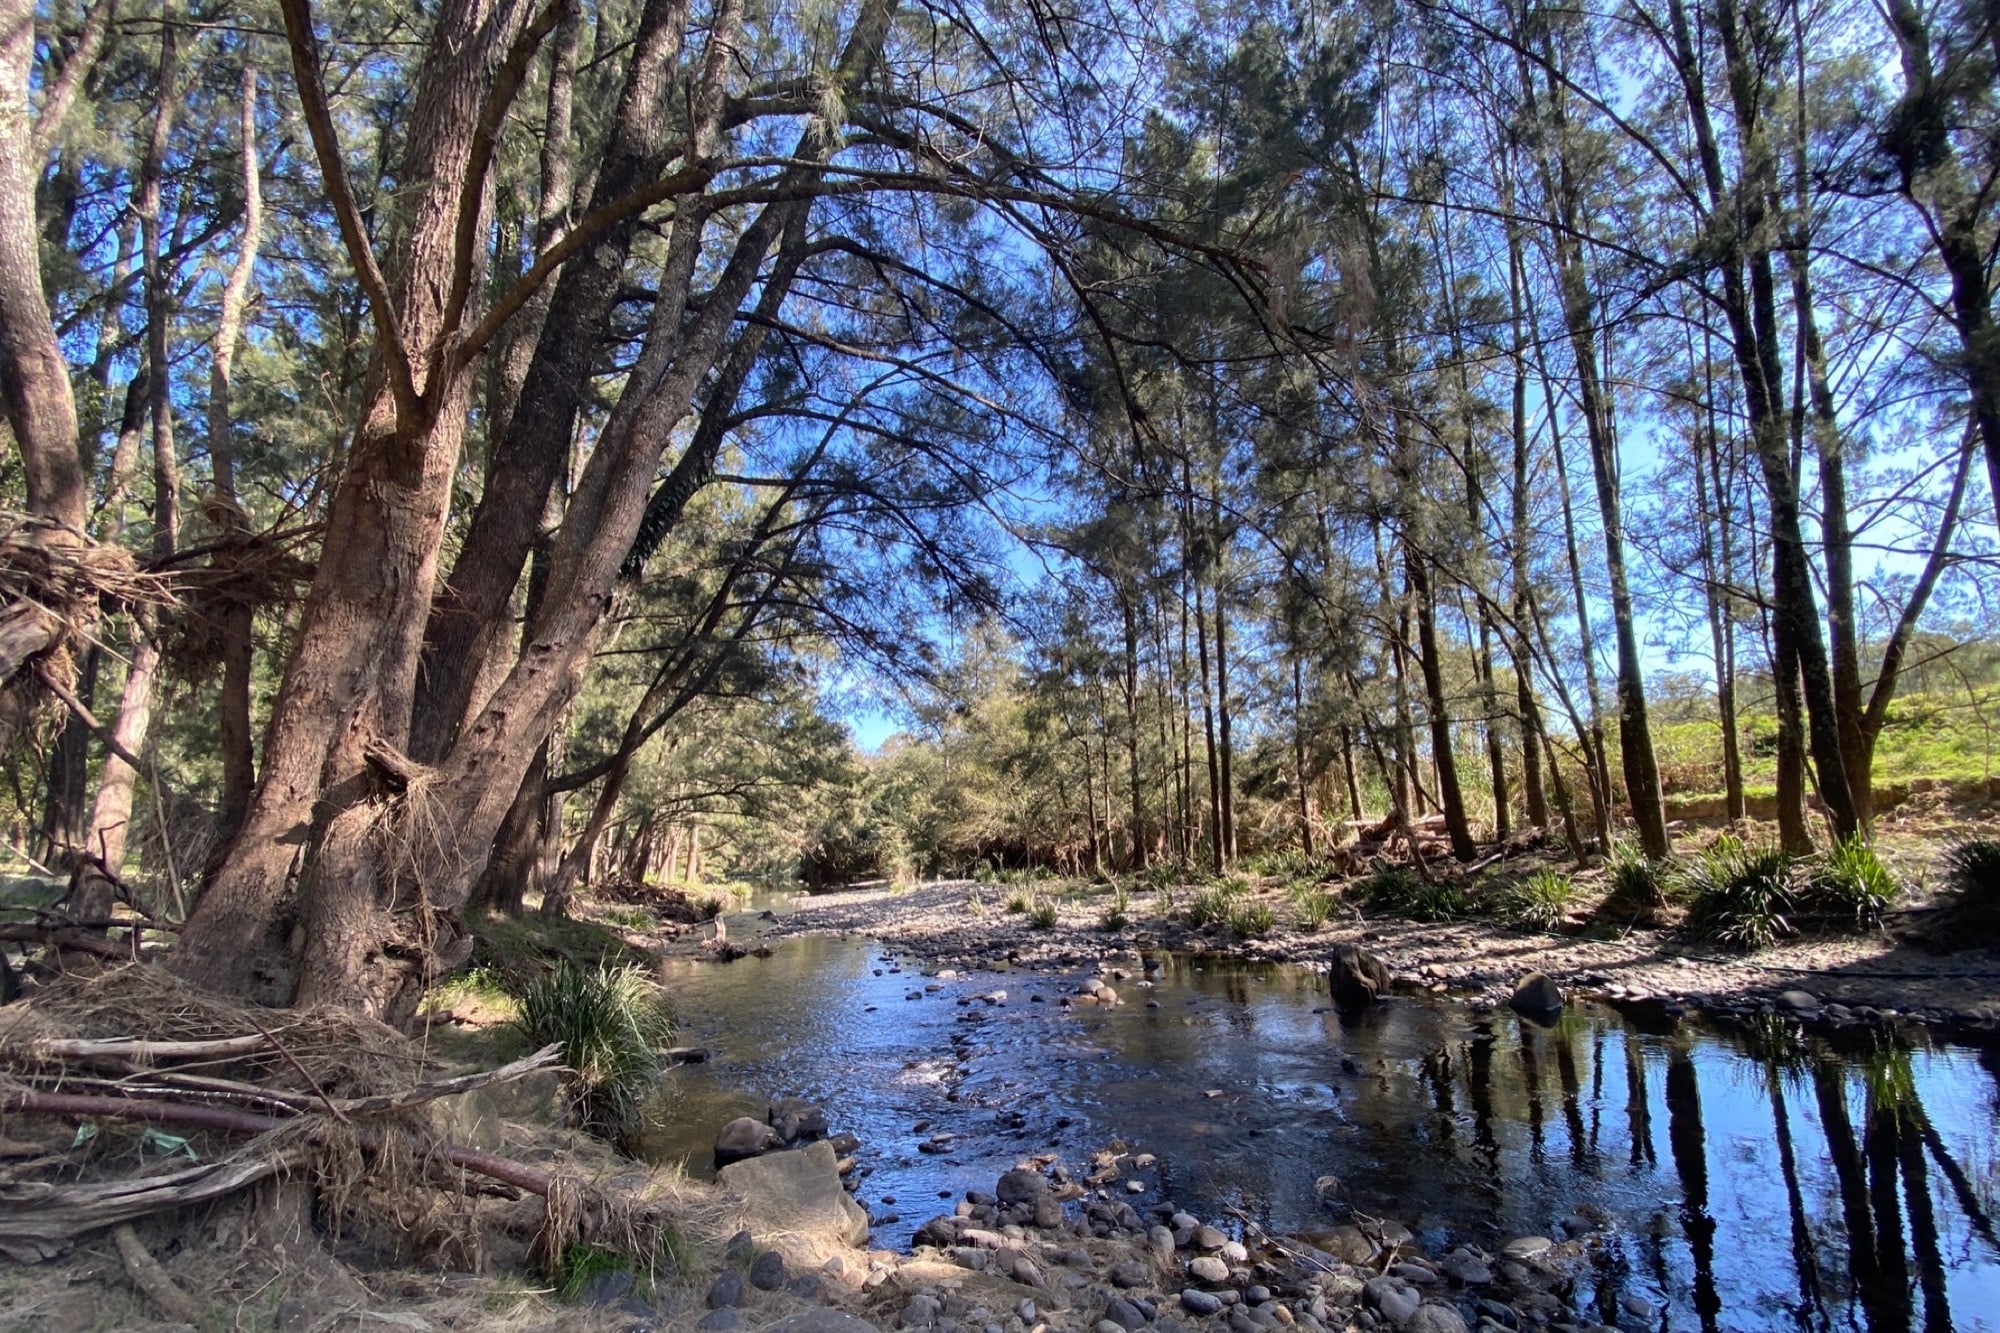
598,905,657,930
1289,880,1334,930
1937,839,2000,946
510,960,674,1147
1005,890,1032,914
1679,837,1799,951
1358,864,1468,921
1806,832,1898,928
1503,868,1577,931
1028,899,1058,929
1100,885,1131,931
1182,887,1235,927
1228,900,1276,939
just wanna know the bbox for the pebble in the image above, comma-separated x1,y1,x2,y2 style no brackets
1498,1236,1551,1260
1189,1255,1230,1283
1193,1224,1229,1251
1103,1297,1150,1331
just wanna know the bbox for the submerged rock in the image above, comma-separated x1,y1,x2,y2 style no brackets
1329,944,1393,1008
1508,972,1564,1021
714,1116,779,1168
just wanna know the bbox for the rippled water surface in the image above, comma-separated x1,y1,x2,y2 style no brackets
641,916,2000,1332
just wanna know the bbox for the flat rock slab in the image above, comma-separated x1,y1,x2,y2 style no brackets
716,1140,869,1249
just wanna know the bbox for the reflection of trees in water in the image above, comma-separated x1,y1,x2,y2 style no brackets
1665,1042,1722,1333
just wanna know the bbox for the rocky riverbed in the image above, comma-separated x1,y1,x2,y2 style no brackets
764,879,2000,1032
674,1139,1619,1333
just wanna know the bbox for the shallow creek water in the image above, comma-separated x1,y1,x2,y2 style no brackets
640,917,2000,1332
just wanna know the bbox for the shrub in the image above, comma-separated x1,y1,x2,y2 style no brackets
1804,832,1897,929
1228,901,1277,939
1184,888,1234,927
1359,864,1467,921
1246,848,1335,880
1505,869,1576,931
1100,886,1131,931
1680,839,1799,951
1602,841,1669,915
1154,885,1178,920
1936,839,2000,945
1028,899,1059,930
1290,881,1334,930
691,893,726,921
511,960,673,1147
1005,890,1033,914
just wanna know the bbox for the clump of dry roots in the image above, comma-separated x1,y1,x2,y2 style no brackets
0,512,172,692
0,965,693,1282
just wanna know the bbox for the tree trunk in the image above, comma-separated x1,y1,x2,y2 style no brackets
175,0,547,1003
1122,598,1146,868
0,0,88,534
1407,544,1477,861
210,64,263,839
1293,652,1314,857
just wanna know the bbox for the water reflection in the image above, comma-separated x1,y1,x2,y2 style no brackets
644,937,2000,1331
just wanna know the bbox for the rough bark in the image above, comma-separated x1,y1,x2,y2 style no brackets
1407,544,1478,861
0,0,88,532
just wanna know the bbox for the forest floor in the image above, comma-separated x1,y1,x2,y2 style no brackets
768,792,2000,1034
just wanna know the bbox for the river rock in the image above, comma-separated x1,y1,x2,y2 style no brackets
715,1116,779,1168
768,1097,829,1145
1189,1254,1231,1283
1182,1290,1225,1315
750,1249,788,1290
1329,944,1392,1008
1103,1295,1149,1330
1220,1241,1248,1263
1498,1235,1552,1260
1109,1259,1150,1289
706,1269,745,1308
1406,1304,1469,1333
763,1314,879,1333
1438,1248,1492,1285
997,1168,1048,1205
1149,1225,1177,1262
1508,972,1564,1020
696,1310,745,1331
1364,1277,1421,1326
1192,1224,1228,1251
1777,989,1821,1013
715,1141,869,1248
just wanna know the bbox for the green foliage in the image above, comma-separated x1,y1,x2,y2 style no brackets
1228,900,1276,938
1183,887,1234,927
691,893,726,920
598,905,657,930
1100,885,1131,931
1005,890,1033,914
558,1245,631,1301
1680,838,1800,951
1358,864,1467,921
1028,899,1059,929
1288,879,1334,930
1244,848,1336,881
510,961,674,1146
1603,841,1670,914
1807,833,1898,928
1936,839,2000,944
1503,869,1576,931
1154,884,1178,919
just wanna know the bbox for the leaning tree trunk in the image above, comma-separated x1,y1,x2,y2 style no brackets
173,0,546,1002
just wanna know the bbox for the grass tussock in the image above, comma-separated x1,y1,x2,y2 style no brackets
1935,838,2000,947
1503,868,1577,931
1359,864,1467,921
510,960,673,1148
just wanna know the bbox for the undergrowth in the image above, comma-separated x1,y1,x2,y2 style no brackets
510,960,674,1148
1359,864,1467,921
1938,839,2000,945
1504,868,1576,931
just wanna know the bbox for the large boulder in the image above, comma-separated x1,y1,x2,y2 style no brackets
714,1116,780,1168
716,1140,870,1250
1329,944,1392,1008
995,1168,1048,1205
1508,972,1564,1022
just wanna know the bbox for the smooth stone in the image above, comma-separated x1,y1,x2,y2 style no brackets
1778,989,1821,1012
1193,1224,1229,1251
1220,1241,1249,1263
1439,1249,1493,1285
576,1269,636,1305
1329,944,1392,1008
997,1168,1049,1204
1498,1236,1552,1260
696,1310,746,1331
1189,1255,1230,1283
769,1096,829,1145
1149,1225,1178,1262
1111,1260,1151,1288
1407,1305,1470,1333
714,1116,779,1168
1508,972,1564,1019
1104,1296,1150,1330
1183,1290,1225,1315
1364,1277,1420,1326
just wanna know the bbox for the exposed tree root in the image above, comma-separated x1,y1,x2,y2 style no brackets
112,1222,206,1323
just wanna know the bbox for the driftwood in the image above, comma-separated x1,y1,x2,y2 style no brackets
112,1222,205,1323
0,1017,574,1260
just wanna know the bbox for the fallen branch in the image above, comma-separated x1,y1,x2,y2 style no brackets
11,1032,282,1064
0,923,135,960
0,1148,309,1262
112,1222,205,1324
329,1043,561,1115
